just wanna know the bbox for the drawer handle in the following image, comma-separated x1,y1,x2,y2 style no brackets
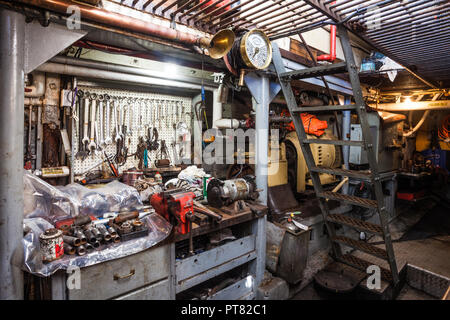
113,269,135,280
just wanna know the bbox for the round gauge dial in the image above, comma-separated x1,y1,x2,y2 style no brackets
240,29,272,70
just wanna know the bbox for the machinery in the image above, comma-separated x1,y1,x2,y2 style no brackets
349,111,405,172
151,190,196,235
270,130,341,192
206,177,259,208
267,129,341,217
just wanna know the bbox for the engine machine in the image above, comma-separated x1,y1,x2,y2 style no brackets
269,130,341,192
207,176,259,208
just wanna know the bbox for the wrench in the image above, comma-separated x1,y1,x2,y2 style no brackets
165,100,170,127
119,97,125,141
156,99,161,131
137,98,142,133
113,97,121,143
82,92,90,149
127,97,133,137
98,94,106,148
75,90,88,160
144,99,151,132
94,114,102,152
89,93,97,153
104,94,112,145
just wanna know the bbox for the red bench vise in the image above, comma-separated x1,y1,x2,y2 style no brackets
150,190,195,235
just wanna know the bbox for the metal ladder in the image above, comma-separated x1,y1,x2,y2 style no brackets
272,25,399,285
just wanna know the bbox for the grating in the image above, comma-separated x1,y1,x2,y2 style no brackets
339,254,393,282
327,213,383,235
320,191,378,209
332,235,388,260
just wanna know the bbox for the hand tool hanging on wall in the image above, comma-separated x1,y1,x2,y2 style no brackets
104,94,112,145
122,98,129,149
75,89,87,160
98,94,106,148
138,98,144,138
155,140,171,167
60,88,74,158
135,136,147,170
149,127,159,151
165,100,170,128
113,96,121,143
157,99,163,131
82,92,91,153
88,93,97,154
94,105,102,152
118,96,125,142
115,96,128,166
127,97,133,137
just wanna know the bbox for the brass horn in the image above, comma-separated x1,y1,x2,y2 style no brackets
199,29,235,59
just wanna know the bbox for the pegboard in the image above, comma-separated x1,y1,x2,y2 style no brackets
72,86,192,176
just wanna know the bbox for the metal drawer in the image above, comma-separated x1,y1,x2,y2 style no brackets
115,279,171,300
68,244,170,300
176,235,256,293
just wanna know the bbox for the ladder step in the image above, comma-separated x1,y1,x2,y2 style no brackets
304,139,364,147
327,214,383,235
319,191,378,209
338,254,393,282
311,166,372,181
292,104,357,112
280,62,348,80
332,236,388,260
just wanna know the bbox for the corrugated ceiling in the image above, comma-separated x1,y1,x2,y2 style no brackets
112,0,450,87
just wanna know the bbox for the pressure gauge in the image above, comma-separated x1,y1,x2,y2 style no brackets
239,29,272,70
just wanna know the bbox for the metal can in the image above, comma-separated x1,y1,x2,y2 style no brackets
39,228,64,263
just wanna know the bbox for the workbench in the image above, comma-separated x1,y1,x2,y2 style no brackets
39,203,267,300
49,242,174,300
173,203,267,299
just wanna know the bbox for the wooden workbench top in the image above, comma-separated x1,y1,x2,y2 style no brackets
174,204,267,242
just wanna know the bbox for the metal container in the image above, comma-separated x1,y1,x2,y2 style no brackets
122,170,143,186
266,221,310,285
39,228,64,263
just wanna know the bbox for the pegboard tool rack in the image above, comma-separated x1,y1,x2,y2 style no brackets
72,86,192,176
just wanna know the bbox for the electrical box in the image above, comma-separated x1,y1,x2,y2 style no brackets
349,124,368,165
349,112,404,172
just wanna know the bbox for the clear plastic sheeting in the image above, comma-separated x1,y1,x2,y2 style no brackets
23,214,172,277
24,171,143,222
24,171,79,221
58,181,143,218
22,172,172,277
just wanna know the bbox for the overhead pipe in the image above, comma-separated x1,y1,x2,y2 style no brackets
317,24,337,61
16,0,212,48
50,55,217,87
403,110,430,138
317,1,337,62
35,62,217,91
